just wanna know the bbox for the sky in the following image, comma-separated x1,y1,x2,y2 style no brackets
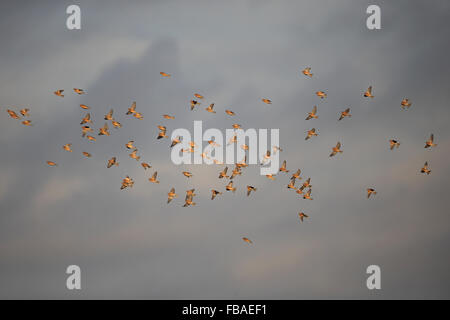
0,0,449,299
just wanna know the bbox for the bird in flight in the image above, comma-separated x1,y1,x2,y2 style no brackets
157,126,168,139
219,167,229,179
149,171,160,184
7,109,20,119
291,169,301,181
111,120,122,129
424,134,437,149
46,161,57,167
298,212,309,222
247,186,257,196
401,98,412,109
80,104,90,110
205,103,216,113
82,152,92,158
266,174,276,181
305,128,318,140
63,143,73,152
160,72,171,77
182,171,193,178
167,188,177,203
120,176,134,190
126,102,137,115
163,114,175,120
107,157,119,168
316,91,327,99
306,106,318,120
141,162,151,170
73,88,85,95
242,237,253,244
389,139,400,150
129,149,140,161
262,98,272,104
104,109,114,121
98,123,110,136
81,126,93,137
194,93,204,99
22,120,32,126
125,141,135,150
302,67,313,77
330,142,343,157
364,86,374,98
279,160,289,173
225,109,235,116
183,193,196,207
303,189,313,200
20,108,30,117
190,100,200,111
80,113,92,125
339,108,351,121
86,135,96,142
421,162,431,175
367,188,377,198
54,89,64,97
226,181,236,192
211,189,222,200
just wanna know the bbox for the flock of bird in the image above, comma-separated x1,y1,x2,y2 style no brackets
4,69,437,245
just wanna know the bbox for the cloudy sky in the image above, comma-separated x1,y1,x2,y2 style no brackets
1,0,449,299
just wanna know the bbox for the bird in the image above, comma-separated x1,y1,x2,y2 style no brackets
190,100,200,111
160,72,171,77
219,167,229,179
421,162,431,175
389,139,400,150
330,142,343,157
104,109,114,121
266,174,276,180
401,98,412,109
20,108,30,117
303,189,313,200
149,171,160,183
298,212,309,222
302,67,313,77
111,120,122,129
86,135,96,142
134,112,144,120
129,149,140,161
226,181,236,192
367,188,377,198
232,124,242,129
291,169,301,180
182,171,193,178
107,157,119,168
7,109,20,119
194,93,204,99
46,161,57,167
98,123,110,136
22,120,32,126
279,160,289,173
167,188,177,203
73,88,85,95
247,186,257,196
305,128,318,140
230,166,242,179
63,143,73,152
120,176,134,190
80,104,90,110
364,86,374,98
183,193,196,207
157,126,168,139
82,152,92,158
170,136,182,148
339,108,351,120
80,113,92,125
225,110,235,116
287,179,296,189
424,134,437,149
54,89,64,97
163,114,175,120
261,150,271,165
305,106,318,120
316,91,327,99
242,237,253,244
126,102,137,115
81,126,93,137
262,98,272,104
141,162,151,170
205,103,216,113
302,178,312,189
273,146,283,154
211,189,222,200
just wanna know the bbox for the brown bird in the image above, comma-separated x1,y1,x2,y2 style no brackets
157,126,168,139
219,167,229,179
182,171,193,178
170,136,182,148
81,126,93,137
279,160,289,173
104,109,113,120
86,135,96,142
401,98,412,109
20,108,30,117
330,142,343,157
46,161,57,167
194,93,204,99
424,134,437,149
287,179,296,189
225,109,235,116
232,124,242,129
167,188,177,203
421,162,431,175
190,100,200,111
186,189,196,197
54,89,64,97
246,185,257,196
129,149,140,161
73,88,85,95
126,141,135,150
107,157,119,168
389,139,400,150
364,86,374,98
133,112,144,120
298,212,309,222
303,189,313,200
291,169,301,180
80,113,92,125
111,120,122,129
226,181,236,192
316,91,327,99
98,123,110,136
339,108,351,120
22,120,32,126
305,106,318,120
262,98,272,104
82,152,92,158
7,109,20,119
183,193,196,207
367,188,377,198
141,162,151,170
160,72,171,77
163,114,175,120
126,101,137,115
230,166,242,179
80,104,90,110
266,174,276,181
305,128,318,140
242,237,253,244
205,103,216,113
149,171,160,184
63,143,73,152
211,189,222,200
302,67,313,77
120,176,134,190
